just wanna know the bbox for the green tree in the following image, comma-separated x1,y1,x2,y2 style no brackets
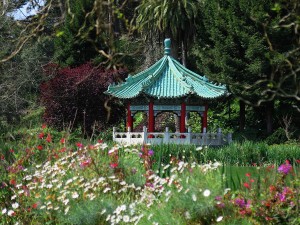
136,0,201,66
0,14,51,126
54,0,101,66
192,0,298,134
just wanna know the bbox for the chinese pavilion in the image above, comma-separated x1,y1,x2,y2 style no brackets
105,39,230,145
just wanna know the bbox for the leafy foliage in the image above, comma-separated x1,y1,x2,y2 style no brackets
0,16,50,128
193,0,299,105
54,0,101,66
40,62,127,135
136,0,202,64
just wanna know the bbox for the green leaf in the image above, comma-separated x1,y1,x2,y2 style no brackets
271,3,281,12
55,31,64,37
267,82,274,88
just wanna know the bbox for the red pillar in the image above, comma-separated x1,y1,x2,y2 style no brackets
148,101,155,132
202,104,208,132
127,103,133,131
180,102,186,133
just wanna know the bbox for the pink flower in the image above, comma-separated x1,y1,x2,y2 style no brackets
110,163,118,168
59,147,66,153
80,159,91,168
278,162,292,175
243,182,250,189
46,133,52,143
76,142,83,148
38,132,44,139
215,196,222,201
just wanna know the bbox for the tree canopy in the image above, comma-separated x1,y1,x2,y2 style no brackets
0,0,299,137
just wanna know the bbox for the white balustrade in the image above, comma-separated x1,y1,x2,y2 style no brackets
112,127,232,146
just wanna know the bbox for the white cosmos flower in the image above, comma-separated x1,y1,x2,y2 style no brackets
123,215,130,222
184,211,191,219
7,210,15,216
224,188,231,194
64,206,70,215
196,146,203,151
192,194,197,202
103,187,111,193
203,189,211,197
147,214,153,220
72,192,79,199
2,208,7,214
120,204,126,211
11,195,17,200
216,216,223,222
12,202,19,209
65,179,73,185
63,199,69,205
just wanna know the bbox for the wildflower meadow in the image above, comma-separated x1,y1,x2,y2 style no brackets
1,125,300,225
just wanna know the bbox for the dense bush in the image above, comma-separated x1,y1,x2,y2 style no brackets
265,128,288,145
40,63,127,135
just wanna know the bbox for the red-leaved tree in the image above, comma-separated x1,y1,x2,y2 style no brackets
40,63,127,135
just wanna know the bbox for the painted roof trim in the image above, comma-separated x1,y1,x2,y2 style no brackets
105,39,227,99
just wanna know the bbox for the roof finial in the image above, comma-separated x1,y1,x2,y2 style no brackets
164,38,171,55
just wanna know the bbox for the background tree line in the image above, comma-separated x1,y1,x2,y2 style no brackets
0,0,299,142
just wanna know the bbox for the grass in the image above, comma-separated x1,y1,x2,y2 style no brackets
149,141,300,167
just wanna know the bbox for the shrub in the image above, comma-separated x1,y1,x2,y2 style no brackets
265,128,288,145
40,63,127,136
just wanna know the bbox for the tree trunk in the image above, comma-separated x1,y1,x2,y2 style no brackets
181,39,187,67
266,101,274,134
239,100,245,131
171,38,179,60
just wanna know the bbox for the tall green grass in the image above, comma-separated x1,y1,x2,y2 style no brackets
150,141,300,167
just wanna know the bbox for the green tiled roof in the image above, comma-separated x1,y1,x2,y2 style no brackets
105,39,227,99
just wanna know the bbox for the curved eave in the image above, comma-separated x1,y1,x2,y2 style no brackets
105,57,168,99
105,55,228,99
142,56,193,98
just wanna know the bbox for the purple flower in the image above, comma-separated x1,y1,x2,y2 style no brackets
216,202,225,209
148,149,154,156
235,198,246,208
131,168,137,174
215,196,222,201
278,163,292,175
278,193,286,202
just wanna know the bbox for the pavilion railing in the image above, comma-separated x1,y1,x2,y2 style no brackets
113,127,232,146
